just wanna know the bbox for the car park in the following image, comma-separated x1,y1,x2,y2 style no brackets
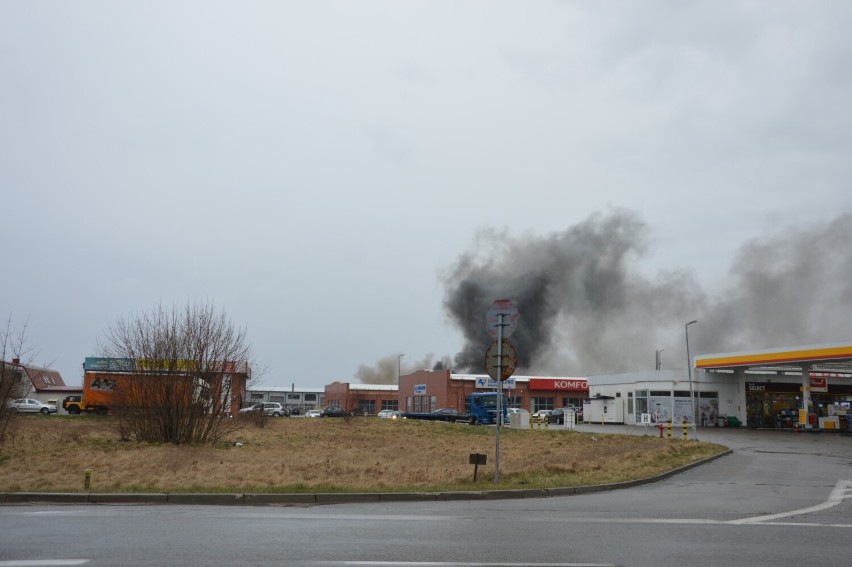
9,398,57,415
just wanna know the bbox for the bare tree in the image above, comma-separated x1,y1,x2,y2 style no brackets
98,301,258,445
0,315,36,443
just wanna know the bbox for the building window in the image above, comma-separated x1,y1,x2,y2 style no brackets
507,396,522,408
270,395,285,403
531,397,554,412
358,400,376,415
381,400,398,411
560,396,584,408
250,393,264,401
413,395,428,413
287,393,301,401
635,390,648,423
304,394,317,402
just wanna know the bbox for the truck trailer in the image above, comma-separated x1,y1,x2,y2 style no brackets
403,392,509,425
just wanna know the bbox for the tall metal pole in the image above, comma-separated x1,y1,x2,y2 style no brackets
398,354,404,411
656,349,664,370
495,313,504,483
685,320,698,433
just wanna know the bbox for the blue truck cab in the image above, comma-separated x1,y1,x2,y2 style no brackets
468,391,509,425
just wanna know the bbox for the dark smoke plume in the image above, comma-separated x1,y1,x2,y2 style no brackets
355,353,451,385
354,209,852,382
441,210,852,376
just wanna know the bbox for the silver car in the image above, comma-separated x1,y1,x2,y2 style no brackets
239,402,289,417
10,398,57,415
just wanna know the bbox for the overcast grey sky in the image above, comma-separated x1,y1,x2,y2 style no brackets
2,1,851,389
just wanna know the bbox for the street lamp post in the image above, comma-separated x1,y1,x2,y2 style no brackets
655,349,664,370
685,320,698,430
398,354,405,413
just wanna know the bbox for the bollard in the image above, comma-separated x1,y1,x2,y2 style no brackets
667,419,672,438
683,419,688,441
545,415,549,430
530,415,535,430
84,468,93,492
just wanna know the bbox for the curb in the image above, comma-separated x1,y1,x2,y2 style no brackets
0,449,732,506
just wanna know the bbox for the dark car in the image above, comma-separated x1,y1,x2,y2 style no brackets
548,408,565,424
320,405,349,418
429,408,460,422
549,407,583,424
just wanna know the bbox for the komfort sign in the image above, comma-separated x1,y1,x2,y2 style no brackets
529,378,588,391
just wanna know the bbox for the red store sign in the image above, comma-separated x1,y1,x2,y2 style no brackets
529,378,588,392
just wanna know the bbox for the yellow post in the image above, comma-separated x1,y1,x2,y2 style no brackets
530,415,535,430
667,419,672,438
84,469,93,492
545,415,549,430
683,418,688,441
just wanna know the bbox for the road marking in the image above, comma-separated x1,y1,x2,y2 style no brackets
0,561,90,566
331,564,616,566
729,479,852,525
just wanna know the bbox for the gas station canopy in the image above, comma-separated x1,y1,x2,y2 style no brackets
695,342,852,375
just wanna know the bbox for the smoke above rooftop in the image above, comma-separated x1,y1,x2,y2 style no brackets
356,209,852,383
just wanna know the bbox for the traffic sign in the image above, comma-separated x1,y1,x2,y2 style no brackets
484,340,518,381
486,298,519,340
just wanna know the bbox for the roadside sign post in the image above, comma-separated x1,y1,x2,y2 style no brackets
486,299,519,483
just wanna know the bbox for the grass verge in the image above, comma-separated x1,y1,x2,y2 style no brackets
0,416,726,494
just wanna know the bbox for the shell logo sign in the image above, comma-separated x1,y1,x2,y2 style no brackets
529,378,588,391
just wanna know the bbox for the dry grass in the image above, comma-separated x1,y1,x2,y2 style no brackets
0,416,726,493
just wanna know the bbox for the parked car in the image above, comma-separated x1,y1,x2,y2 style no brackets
378,409,401,418
532,409,551,420
377,409,394,418
320,405,349,418
548,408,566,424
239,402,289,417
430,408,460,417
9,398,57,415
305,409,322,418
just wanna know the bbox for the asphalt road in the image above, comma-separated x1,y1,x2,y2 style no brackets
1,425,850,567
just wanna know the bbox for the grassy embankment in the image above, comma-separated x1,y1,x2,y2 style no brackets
0,416,726,494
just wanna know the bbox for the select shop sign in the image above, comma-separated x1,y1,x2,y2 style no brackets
529,378,588,392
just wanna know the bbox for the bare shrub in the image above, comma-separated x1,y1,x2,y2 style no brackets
98,300,258,445
0,315,36,444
